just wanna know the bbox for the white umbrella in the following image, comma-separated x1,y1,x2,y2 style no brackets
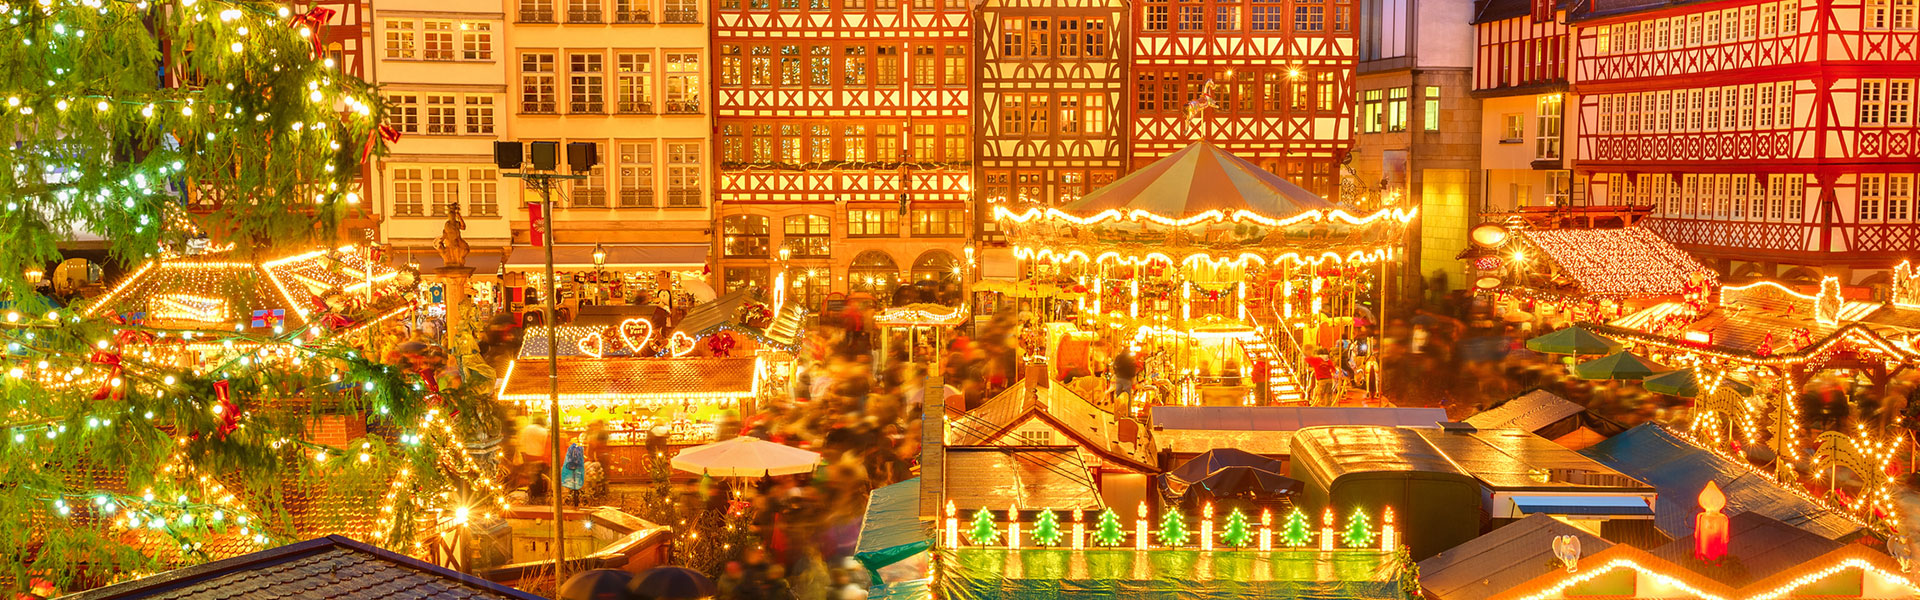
671,436,821,477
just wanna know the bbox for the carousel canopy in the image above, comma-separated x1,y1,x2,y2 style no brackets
1058,141,1338,221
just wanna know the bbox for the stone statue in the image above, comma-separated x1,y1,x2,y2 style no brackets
435,202,470,269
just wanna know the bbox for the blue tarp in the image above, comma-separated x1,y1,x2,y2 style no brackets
855,478,933,576
1577,424,1863,540
1510,495,1654,516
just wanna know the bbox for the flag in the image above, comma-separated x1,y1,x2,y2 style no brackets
251,309,284,328
528,201,548,247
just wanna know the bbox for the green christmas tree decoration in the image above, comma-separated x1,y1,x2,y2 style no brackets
1343,508,1376,548
1157,508,1190,547
1032,509,1064,546
968,508,1001,545
1093,508,1126,547
1221,508,1253,547
1281,508,1313,547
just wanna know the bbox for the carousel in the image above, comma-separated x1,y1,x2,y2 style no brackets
991,141,1414,410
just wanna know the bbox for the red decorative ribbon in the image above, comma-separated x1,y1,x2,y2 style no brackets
707,332,737,357
214,380,240,439
361,123,403,163
289,7,335,57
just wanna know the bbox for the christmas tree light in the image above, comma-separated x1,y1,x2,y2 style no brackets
1032,509,1063,547
1281,508,1312,547
1343,508,1376,548
1093,508,1126,547
968,508,1000,546
1157,508,1190,547
1222,508,1252,547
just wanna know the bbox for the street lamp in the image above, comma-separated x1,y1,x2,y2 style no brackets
492,139,596,593
592,243,607,269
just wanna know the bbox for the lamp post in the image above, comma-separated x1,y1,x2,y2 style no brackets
592,243,608,303
495,140,595,593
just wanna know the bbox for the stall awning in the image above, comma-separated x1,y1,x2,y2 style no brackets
1510,495,1654,517
506,244,707,270
498,357,759,402
401,252,506,274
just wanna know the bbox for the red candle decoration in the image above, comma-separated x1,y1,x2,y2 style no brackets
1694,480,1729,561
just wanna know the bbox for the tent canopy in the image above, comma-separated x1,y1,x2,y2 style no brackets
1166,448,1283,485
1572,351,1667,381
1524,325,1622,355
855,478,933,576
1577,424,1865,540
1059,142,1338,221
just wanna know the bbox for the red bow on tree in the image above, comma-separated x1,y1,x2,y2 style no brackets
361,123,403,163
414,366,443,401
708,332,737,357
213,380,240,439
87,326,152,401
288,7,336,56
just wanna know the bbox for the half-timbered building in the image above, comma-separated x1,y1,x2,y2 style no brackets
974,0,1128,244
1572,0,1920,284
1127,0,1358,198
712,1,973,309
1474,0,1574,214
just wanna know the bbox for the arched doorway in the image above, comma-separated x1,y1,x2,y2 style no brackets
908,250,961,306
849,250,901,303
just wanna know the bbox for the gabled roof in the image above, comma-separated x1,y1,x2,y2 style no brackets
1455,535,1916,600
1649,512,1845,587
1059,141,1337,221
670,289,803,349
1420,514,1616,600
947,382,1154,473
62,535,548,600
1577,425,1865,540
1508,226,1709,298
85,248,403,331
1466,390,1587,432
944,447,1103,511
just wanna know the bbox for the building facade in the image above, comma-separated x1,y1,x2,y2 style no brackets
973,0,1129,243
710,0,974,310
1352,0,1480,290
1126,0,1357,198
369,0,713,280
1571,0,1920,283
1473,0,1573,217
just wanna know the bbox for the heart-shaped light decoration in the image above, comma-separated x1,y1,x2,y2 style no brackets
668,331,699,357
617,318,655,355
577,331,606,358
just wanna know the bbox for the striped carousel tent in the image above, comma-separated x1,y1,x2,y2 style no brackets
1059,141,1339,220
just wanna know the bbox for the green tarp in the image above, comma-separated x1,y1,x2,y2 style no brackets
938,548,1408,600
855,478,933,577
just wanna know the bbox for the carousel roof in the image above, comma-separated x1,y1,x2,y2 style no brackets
1059,141,1338,221
84,247,404,331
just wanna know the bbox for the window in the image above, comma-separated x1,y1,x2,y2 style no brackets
1058,19,1080,57
750,124,773,162
848,210,897,236
1682,174,1699,216
1317,71,1336,111
666,53,701,113
618,141,653,207
723,215,770,258
1892,174,1915,221
568,53,604,113
749,46,772,86
721,124,744,163
1146,4,1169,31
392,168,424,216
1657,91,1673,132
667,142,702,207
876,46,900,85
1136,72,1158,112
1216,5,1240,30
1085,18,1108,56
468,169,498,216
1761,3,1777,36
912,209,966,236
1777,82,1794,128
912,123,936,162
1706,11,1720,42
810,46,831,86
1862,174,1886,222
384,20,415,59
1897,0,1918,29
1890,80,1914,126
1084,94,1108,133
521,52,557,113
1503,113,1523,141
1758,85,1774,128
944,124,967,162
461,22,493,60
388,94,419,134
912,46,937,86
1690,89,1704,130
843,46,867,86
1537,94,1563,159
572,142,607,207
522,0,556,21
1059,95,1081,134
1295,4,1323,31
809,124,832,162
788,267,829,311
430,168,460,216
1705,88,1722,130
724,268,769,295
1730,174,1748,219
1004,17,1028,57
844,125,867,161
616,0,650,22
780,45,801,86
1253,5,1284,29
876,123,900,161
1016,429,1055,446
718,46,742,88
780,124,801,163
1385,87,1408,132
616,52,653,113
664,0,697,22
1787,174,1806,221
1423,86,1440,131
421,21,454,60
784,215,831,257
1180,4,1204,31
426,95,457,134
1741,6,1757,39
1740,85,1756,130
1361,89,1382,133
568,0,603,22
1764,174,1783,220
1782,0,1798,33
1027,93,1051,134
944,45,967,86
1597,25,1612,54
465,95,494,134
1862,80,1886,126
1027,18,1051,58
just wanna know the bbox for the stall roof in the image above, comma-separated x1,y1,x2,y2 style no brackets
87,247,406,331
1152,406,1449,432
670,289,803,349
948,382,1154,472
64,535,549,600
498,357,760,402
942,447,1102,511
1578,424,1865,540
1648,512,1845,587
1288,426,1472,485
856,478,934,572
1464,390,1586,433
505,244,706,270
1508,226,1707,298
1419,514,1615,600
939,548,1405,600
1412,429,1652,493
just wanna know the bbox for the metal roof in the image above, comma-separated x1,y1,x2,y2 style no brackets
1419,514,1615,600
948,382,1155,472
1413,429,1652,493
1151,406,1448,432
1578,424,1865,540
1288,426,1473,484
63,535,548,600
943,447,1103,511
1649,512,1845,587
1464,390,1586,433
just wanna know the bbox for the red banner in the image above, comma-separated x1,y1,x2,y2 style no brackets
528,201,547,247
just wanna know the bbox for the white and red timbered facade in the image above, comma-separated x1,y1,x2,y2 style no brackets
711,2,973,308
975,0,1128,242
1474,0,1575,212
1128,0,1357,197
1572,0,1920,281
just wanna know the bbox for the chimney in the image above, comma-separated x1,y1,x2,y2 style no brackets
1117,418,1138,444
1028,364,1049,387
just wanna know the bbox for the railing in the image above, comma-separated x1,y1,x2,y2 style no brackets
663,100,700,114
567,7,603,22
618,189,653,208
617,100,653,114
615,8,652,22
572,189,608,207
519,8,556,22
569,100,604,114
663,8,699,22
522,101,557,114
666,188,702,207
1261,306,1313,404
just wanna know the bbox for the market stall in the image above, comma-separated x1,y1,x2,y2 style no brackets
1460,224,1713,329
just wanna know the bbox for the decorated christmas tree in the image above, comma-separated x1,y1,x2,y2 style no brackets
1221,508,1253,547
1157,508,1190,547
1343,508,1376,548
1032,509,1064,546
1281,508,1313,547
968,508,1001,545
1093,508,1126,547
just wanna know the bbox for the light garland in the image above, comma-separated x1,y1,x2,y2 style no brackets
993,205,1418,228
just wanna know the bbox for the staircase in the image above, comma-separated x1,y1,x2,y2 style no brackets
1242,326,1307,404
